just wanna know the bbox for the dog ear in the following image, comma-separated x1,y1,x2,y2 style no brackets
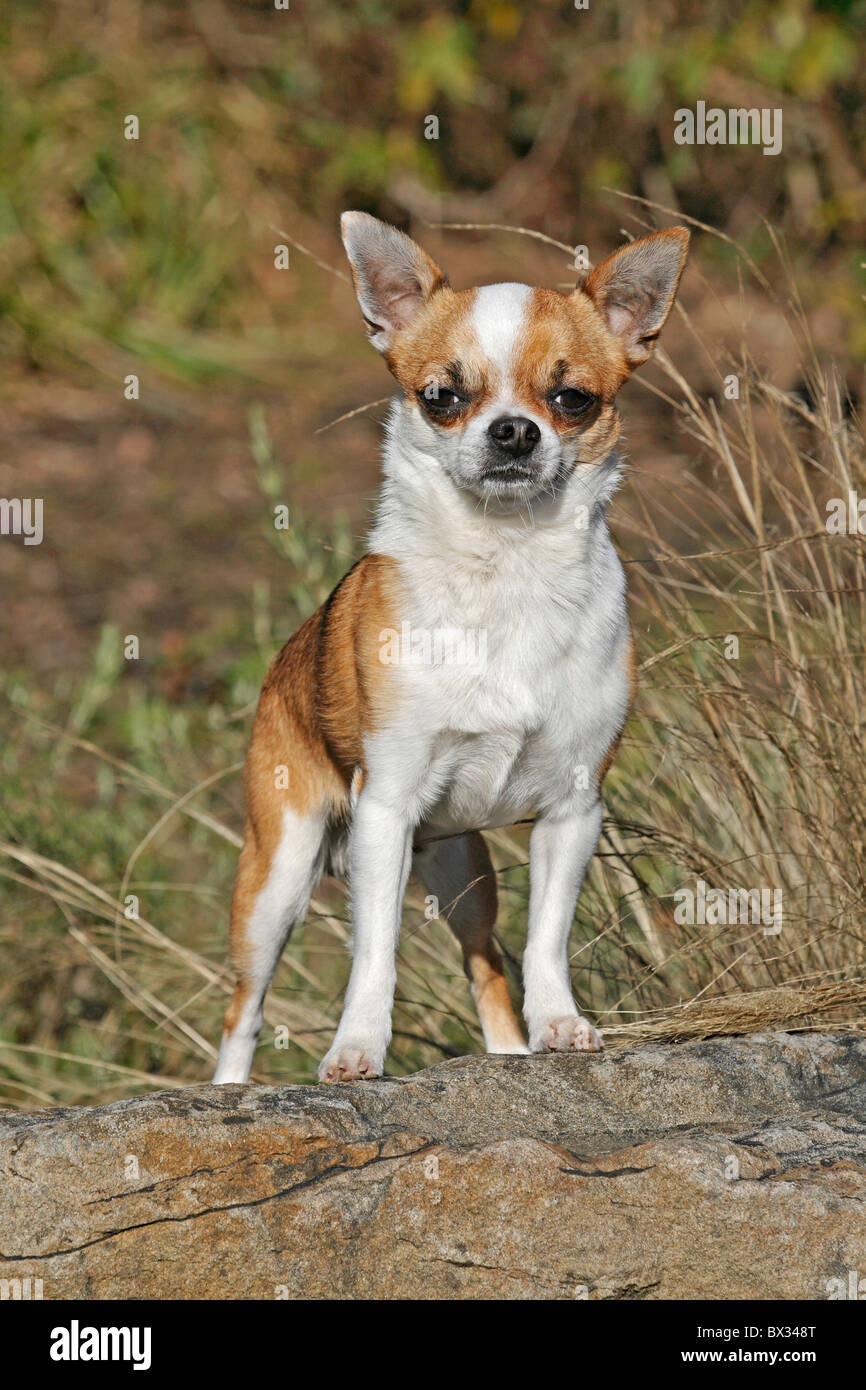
341,212,448,355
580,228,689,368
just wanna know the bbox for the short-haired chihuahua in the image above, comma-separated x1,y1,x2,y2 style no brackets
213,213,689,1084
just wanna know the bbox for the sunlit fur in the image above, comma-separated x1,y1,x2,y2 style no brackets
213,215,688,1085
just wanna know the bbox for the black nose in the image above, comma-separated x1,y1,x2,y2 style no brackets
487,415,541,458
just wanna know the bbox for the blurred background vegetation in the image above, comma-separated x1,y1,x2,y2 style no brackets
0,0,864,1107
2,0,865,381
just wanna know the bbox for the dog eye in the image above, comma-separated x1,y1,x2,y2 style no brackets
550,387,596,415
418,386,465,412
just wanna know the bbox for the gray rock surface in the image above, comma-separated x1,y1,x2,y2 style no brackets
1,1032,865,1299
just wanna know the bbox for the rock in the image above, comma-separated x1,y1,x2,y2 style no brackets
1,1032,865,1300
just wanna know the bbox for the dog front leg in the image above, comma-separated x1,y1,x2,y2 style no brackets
522,805,604,1053
319,791,413,1082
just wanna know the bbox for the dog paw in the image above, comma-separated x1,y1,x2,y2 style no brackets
532,1015,603,1053
318,1044,383,1083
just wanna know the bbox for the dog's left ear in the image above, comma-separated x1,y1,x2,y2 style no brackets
341,211,448,355
580,227,690,368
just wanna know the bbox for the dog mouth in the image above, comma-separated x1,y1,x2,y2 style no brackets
478,460,537,487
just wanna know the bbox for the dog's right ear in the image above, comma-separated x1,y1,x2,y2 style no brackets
341,212,448,355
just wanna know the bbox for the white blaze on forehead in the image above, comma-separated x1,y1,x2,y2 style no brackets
470,282,533,378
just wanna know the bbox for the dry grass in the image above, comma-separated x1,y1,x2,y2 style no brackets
593,212,866,1010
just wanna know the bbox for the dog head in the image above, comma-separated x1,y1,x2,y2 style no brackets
341,212,689,507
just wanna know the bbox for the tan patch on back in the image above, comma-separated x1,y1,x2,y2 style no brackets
251,553,404,810
227,554,404,976
262,552,404,784
317,553,404,775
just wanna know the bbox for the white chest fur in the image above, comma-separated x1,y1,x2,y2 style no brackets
366,425,632,833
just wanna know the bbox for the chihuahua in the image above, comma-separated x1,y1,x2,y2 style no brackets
213,212,689,1084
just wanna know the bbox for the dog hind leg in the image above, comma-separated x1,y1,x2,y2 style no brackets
414,831,528,1055
213,669,335,1086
